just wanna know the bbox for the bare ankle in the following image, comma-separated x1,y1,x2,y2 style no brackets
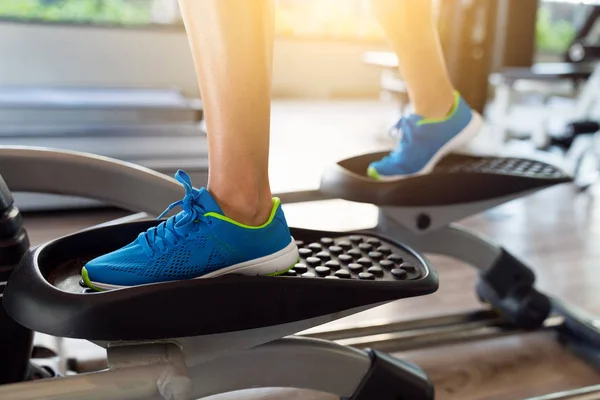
208,187,273,226
412,87,456,120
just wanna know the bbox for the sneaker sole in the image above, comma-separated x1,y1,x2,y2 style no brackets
373,112,483,181
83,239,299,291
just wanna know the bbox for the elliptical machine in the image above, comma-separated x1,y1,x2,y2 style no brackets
0,146,439,400
0,145,598,400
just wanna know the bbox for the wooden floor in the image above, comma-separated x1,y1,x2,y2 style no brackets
18,100,600,400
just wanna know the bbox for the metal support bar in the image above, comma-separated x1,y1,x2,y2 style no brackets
377,208,553,329
0,338,373,400
0,344,185,400
91,212,150,228
378,191,536,235
553,299,600,371
304,309,564,354
0,366,170,400
376,212,502,271
334,316,563,354
0,146,183,216
277,189,334,205
525,385,600,400
0,146,332,215
185,337,370,399
303,309,503,342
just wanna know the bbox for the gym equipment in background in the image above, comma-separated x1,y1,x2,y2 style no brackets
492,1,600,146
0,146,598,399
557,120,600,191
0,86,206,211
565,3,600,64
554,3,600,190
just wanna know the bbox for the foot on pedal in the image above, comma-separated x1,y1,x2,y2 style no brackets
81,170,298,291
367,91,482,181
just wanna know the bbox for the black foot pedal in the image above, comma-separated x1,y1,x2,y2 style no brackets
5,222,438,341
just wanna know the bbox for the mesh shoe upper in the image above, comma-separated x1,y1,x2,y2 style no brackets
369,93,474,176
83,170,293,286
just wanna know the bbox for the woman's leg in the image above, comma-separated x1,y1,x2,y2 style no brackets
370,0,453,119
368,0,481,180
179,0,275,225
82,0,299,290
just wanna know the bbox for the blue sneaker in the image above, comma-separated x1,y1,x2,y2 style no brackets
368,91,482,180
81,170,299,291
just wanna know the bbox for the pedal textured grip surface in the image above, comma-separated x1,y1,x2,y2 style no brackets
288,234,425,282
443,157,569,179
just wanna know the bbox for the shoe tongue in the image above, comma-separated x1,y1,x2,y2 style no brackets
196,188,224,214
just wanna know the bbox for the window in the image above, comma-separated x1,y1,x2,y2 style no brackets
536,0,590,53
275,0,383,41
0,0,384,40
0,0,162,26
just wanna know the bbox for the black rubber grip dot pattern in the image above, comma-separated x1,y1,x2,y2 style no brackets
288,235,424,281
443,157,568,179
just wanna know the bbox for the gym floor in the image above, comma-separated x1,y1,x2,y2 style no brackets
22,100,600,400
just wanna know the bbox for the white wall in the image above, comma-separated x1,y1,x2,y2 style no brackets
0,22,200,95
0,21,385,99
272,39,386,98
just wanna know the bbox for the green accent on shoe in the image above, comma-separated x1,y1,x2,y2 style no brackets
265,257,299,277
367,165,382,181
81,267,105,292
417,91,461,126
204,197,282,229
